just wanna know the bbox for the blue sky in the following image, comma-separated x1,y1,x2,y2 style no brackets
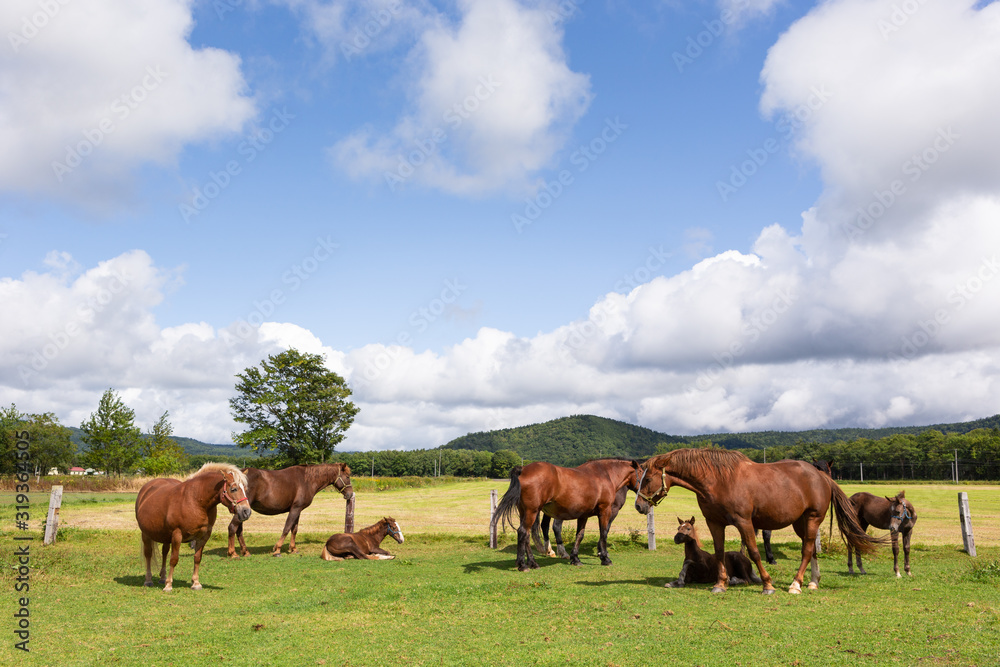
3,0,1000,450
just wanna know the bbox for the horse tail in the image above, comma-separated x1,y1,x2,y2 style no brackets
829,478,887,555
491,466,523,534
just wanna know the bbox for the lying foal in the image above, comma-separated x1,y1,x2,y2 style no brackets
665,517,761,588
321,517,404,561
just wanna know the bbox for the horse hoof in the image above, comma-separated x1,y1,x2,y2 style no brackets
601,560,612,567
191,583,202,591
143,581,156,587
711,586,726,594
762,587,775,595
162,586,172,593
807,582,818,590
271,552,282,557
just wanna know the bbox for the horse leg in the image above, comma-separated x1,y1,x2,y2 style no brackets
789,517,820,594
854,516,869,574
706,521,731,594
227,515,240,558
141,534,155,587
517,507,540,571
762,529,776,564
569,517,588,566
891,530,901,577
847,543,856,575
732,521,774,595
236,519,249,557
552,519,569,559
539,515,556,557
597,510,613,566
273,509,300,556
158,542,169,583
902,528,913,576
190,538,208,590
164,531,182,592
531,513,549,556
665,560,690,588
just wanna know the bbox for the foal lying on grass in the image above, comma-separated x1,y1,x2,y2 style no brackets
321,517,404,561
665,517,762,588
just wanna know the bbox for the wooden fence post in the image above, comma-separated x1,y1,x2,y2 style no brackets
958,492,977,557
345,494,355,533
646,508,656,550
44,485,63,546
490,489,498,549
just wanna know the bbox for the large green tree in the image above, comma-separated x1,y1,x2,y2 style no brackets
23,413,76,474
140,411,188,476
230,348,359,464
80,389,142,475
0,403,25,474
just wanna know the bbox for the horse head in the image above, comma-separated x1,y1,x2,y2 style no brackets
674,516,698,545
886,491,911,532
634,457,674,515
219,468,252,522
384,517,404,544
333,464,355,500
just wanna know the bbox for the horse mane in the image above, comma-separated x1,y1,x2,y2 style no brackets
686,520,704,549
659,448,749,482
359,518,391,536
304,462,347,486
189,462,248,487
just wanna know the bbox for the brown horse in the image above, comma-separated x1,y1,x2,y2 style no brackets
848,490,917,577
321,517,404,561
666,516,761,588
491,458,641,571
135,462,252,591
759,460,834,563
634,448,883,594
228,463,353,557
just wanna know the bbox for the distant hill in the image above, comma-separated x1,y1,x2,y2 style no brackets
441,413,1000,466
442,415,685,466
67,427,251,459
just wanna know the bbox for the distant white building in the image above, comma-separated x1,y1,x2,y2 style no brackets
69,467,85,475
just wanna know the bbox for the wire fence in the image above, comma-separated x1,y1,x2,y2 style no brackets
829,460,1000,482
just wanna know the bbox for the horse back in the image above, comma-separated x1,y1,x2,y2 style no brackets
519,461,616,518
713,459,831,530
135,478,189,540
245,467,307,514
849,492,894,530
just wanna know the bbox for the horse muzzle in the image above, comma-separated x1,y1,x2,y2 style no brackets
236,505,252,522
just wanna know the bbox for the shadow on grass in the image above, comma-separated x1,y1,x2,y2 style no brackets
114,575,222,591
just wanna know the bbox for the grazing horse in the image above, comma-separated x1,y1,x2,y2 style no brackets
634,449,884,594
491,458,641,571
759,460,834,563
848,490,917,577
665,517,761,588
321,517,404,561
135,462,252,591
228,463,353,557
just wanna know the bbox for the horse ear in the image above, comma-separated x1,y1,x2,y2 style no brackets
677,517,683,525
898,490,906,499
688,516,696,525
885,496,894,503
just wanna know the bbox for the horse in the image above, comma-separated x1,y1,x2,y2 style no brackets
759,460,834,564
491,458,641,571
227,463,353,557
665,516,761,588
321,517,404,561
634,448,884,594
135,462,252,591
847,490,917,577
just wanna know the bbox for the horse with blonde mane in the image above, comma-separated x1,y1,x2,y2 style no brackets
135,462,252,591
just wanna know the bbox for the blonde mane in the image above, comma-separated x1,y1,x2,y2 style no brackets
189,462,248,487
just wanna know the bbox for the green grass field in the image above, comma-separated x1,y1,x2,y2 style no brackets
2,480,999,666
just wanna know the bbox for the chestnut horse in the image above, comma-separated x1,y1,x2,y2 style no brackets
228,463,353,557
847,490,917,577
491,458,641,571
759,460,834,563
135,462,252,591
321,517,404,561
634,449,883,594
666,516,761,588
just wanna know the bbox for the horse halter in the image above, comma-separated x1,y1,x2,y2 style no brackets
891,504,912,524
636,466,669,507
385,521,401,539
333,472,354,497
221,474,249,508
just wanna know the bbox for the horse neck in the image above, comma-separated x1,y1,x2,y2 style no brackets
306,464,343,492
360,520,388,542
657,454,717,497
187,473,224,507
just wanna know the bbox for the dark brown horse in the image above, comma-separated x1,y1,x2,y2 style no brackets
135,462,252,591
228,463,353,557
666,517,761,588
848,490,917,577
321,517,404,561
491,458,641,571
634,449,883,594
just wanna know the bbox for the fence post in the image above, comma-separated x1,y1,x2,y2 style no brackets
345,494,355,533
958,492,976,557
44,485,63,546
490,489,498,549
646,508,656,550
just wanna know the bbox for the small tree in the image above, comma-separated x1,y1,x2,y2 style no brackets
140,411,188,476
230,348,359,465
490,449,521,479
0,403,25,475
23,413,75,474
80,389,142,475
